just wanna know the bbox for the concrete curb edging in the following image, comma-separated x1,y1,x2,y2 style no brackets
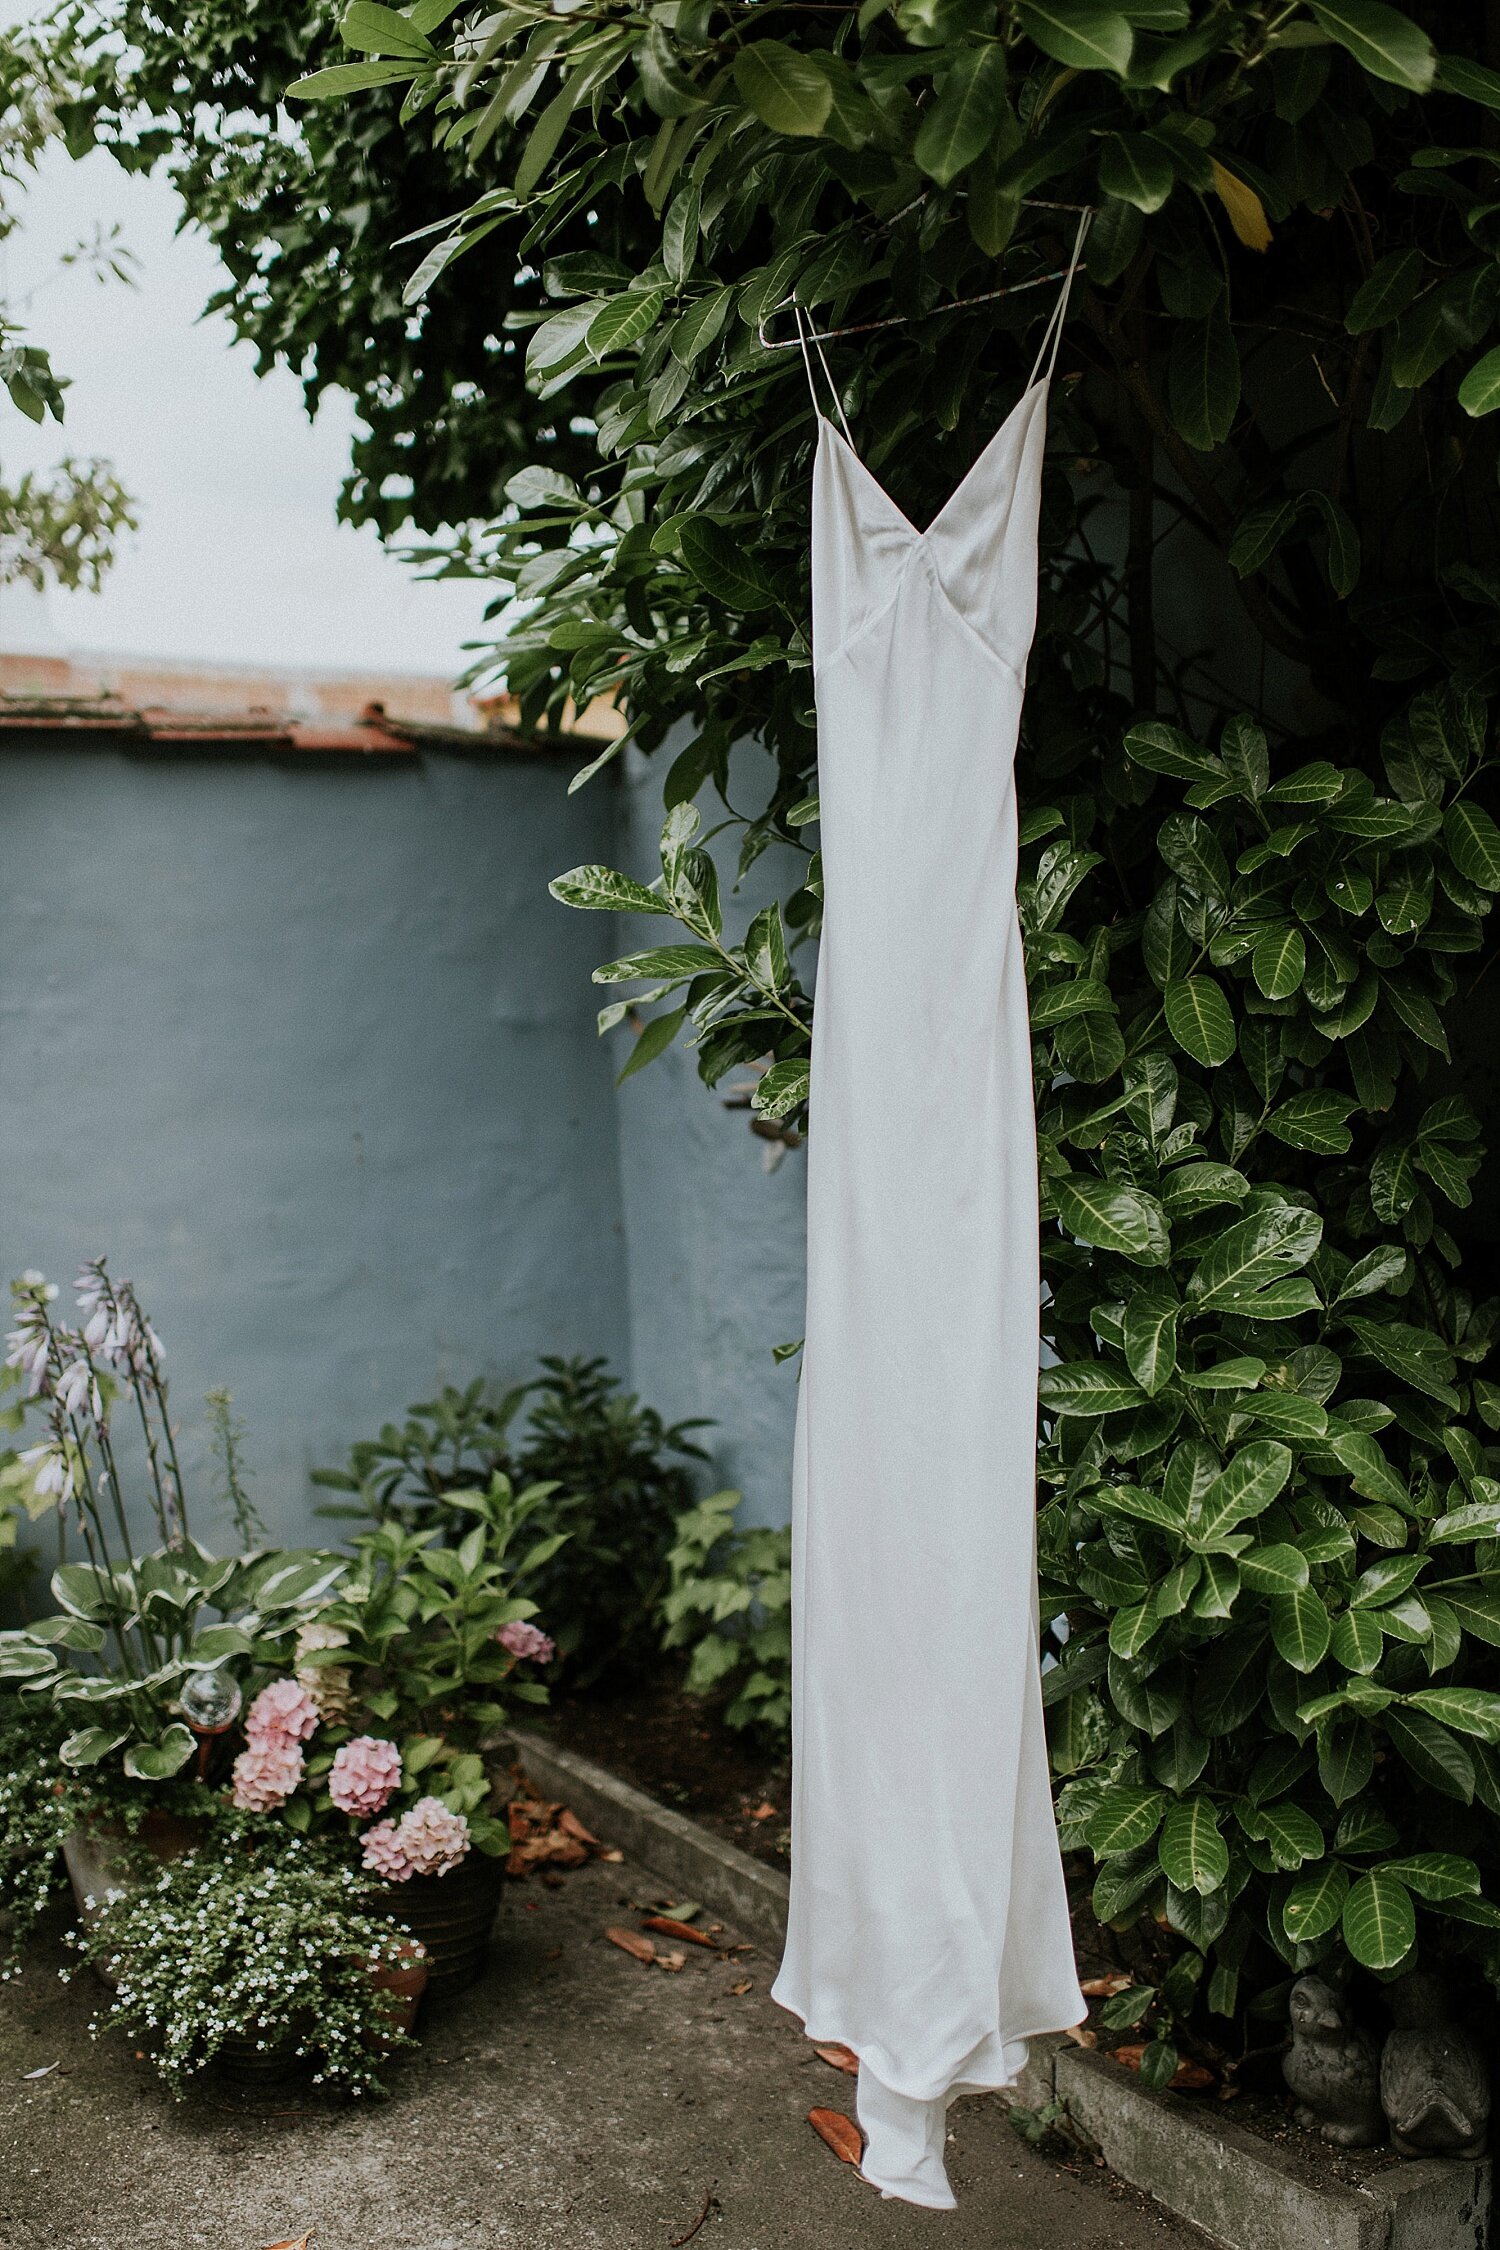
503,1726,791,1952
505,1728,1491,2250
1022,2035,1490,2250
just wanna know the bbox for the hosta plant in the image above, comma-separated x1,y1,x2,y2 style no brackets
1033,701,1500,2081
0,1266,341,1780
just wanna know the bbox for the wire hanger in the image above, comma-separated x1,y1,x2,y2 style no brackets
756,202,1094,354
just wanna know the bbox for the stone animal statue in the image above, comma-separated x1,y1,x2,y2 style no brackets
1380,1971,1490,2160
1283,1974,1384,2147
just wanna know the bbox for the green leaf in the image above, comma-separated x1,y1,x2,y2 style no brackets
1239,1543,1310,1594
1319,1721,1375,1804
1383,1707,1474,1803
122,1724,198,1781
58,1725,130,1770
1258,1800,1326,1870
678,518,781,613
914,46,1008,184
1169,306,1239,452
551,865,671,915
1330,1609,1384,1673
1192,1441,1294,1544
1346,248,1424,335
1163,977,1236,1067
586,288,668,360
287,58,421,98
1251,929,1305,1000
340,1,436,57
1265,1089,1358,1155
1123,722,1223,781
1404,1688,1500,1743
1049,1175,1170,1264
1385,1851,1481,1901
1038,1363,1148,1417
1459,345,1500,418
1123,1293,1180,1395
1441,1590,1500,1648
1030,977,1115,1026
734,40,835,135
752,1059,810,1120
1308,1,1435,93
1342,1869,1416,1970
1098,132,1175,212
1270,1586,1332,1673
1283,1862,1349,1942
1086,1783,1166,1856
617,1005,687,1084
1444,801,1500,890
514,78,581,198
594,945,722,985
1158,1798,1228,1894
1190,1203,1322,1310
1017,2,1134,73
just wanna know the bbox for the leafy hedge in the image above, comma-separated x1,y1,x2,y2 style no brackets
1031,700,1500,2075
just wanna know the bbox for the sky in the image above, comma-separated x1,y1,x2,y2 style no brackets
0,139,497,677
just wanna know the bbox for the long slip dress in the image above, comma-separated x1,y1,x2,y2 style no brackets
770,222,1090,2213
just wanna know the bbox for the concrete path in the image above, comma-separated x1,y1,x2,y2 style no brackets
0,1854,1200,2250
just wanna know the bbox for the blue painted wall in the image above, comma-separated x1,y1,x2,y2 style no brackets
0,742,629,1546
612,739,808,1527
0,735,805,1547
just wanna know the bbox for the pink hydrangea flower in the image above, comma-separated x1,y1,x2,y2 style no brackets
245,1677,319,1747
360,1795,471,1882
329,1735,402,1818
230,1736,304,1812
496,1619,555,1664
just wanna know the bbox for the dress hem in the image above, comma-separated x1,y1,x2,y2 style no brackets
770,1979,1087,2108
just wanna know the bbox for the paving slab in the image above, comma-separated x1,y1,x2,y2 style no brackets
0,1854,1200,2250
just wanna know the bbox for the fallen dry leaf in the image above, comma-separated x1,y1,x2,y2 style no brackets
644,1916,717,1949
20,2063,59,2081
808,2108,863,2166
600,1847,624,1863
260,2234,314,2250
1066,2025,1099,2049
729,1979,753,1996
605,1925,657,1966
1111,2045,1214,2092
747,1800,777,1821
1079,1973,1133,1998
813,2043,859,2077
657,1951,688,1973
557,1806,602,1848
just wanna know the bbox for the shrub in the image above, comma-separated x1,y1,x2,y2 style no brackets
0,1693,70,1968
659,1491,792,1742
78,1825,415,2097
314,1358,709,1687
1033,707,1500,2078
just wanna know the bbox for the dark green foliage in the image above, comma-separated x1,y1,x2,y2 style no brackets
659,1490,793,1742
0,1693,70,1967
314,1360,708,1686
513,1358,710,1687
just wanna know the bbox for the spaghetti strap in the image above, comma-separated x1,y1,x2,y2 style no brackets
1025,207,1091,391
794,303,855,447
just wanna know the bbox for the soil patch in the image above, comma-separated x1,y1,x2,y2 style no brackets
533,1666,792,1869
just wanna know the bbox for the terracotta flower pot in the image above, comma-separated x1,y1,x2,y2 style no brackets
62,1810,210,1982
215,2023,308,2087
368,1853,504,1997
363,1936,430,2047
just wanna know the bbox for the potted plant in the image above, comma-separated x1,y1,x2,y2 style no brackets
77,1822,423,2094
238,1472,564,1991
0,1265,344,1920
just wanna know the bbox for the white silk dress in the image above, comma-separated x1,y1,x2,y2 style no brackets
771,229,1089,2212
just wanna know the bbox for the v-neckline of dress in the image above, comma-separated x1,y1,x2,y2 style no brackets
817,379,1045,545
